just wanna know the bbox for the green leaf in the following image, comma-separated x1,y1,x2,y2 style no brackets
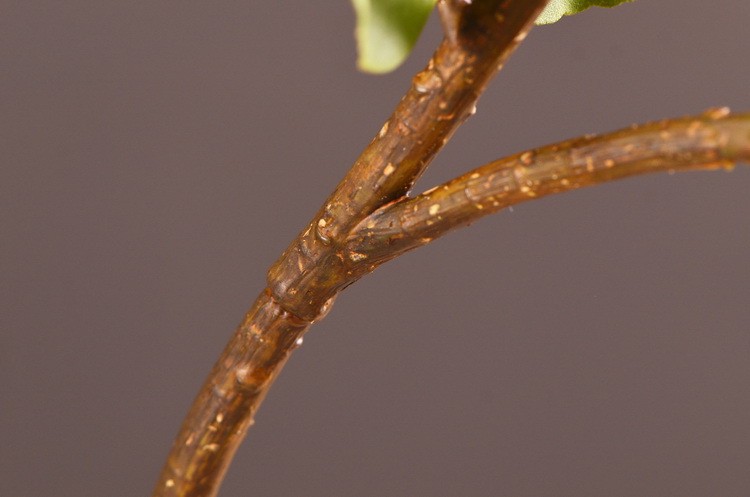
351,0,437,74
536,0,634,25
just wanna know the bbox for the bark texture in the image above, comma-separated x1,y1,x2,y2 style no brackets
348,111,750,265
154,291,310,496
153,2,550,495
267,0,551,322
152,2,750,496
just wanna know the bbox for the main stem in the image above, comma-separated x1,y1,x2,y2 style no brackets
152,1,550,496
153,291,310,496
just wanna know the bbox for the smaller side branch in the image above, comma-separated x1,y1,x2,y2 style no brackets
347,111,750,266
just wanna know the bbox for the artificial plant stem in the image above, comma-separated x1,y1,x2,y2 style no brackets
152,291,311,497
267,0,551,321
347,111,750,265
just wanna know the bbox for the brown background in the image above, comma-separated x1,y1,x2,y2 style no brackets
3,2,750,496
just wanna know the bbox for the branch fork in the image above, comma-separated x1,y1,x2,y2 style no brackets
152,1,750,495
267,0,550,323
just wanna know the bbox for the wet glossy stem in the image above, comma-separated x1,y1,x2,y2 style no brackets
348,112,750,264
153,291,310,497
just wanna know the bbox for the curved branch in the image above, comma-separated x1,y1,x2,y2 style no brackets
153,291,312,497
267,0,551,321
152,2,550,496
347,111,750,265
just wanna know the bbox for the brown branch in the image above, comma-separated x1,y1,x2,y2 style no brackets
267,0,551,322
347,110,750,266
152,2,749,494
152,2,550,496
153,291,312,497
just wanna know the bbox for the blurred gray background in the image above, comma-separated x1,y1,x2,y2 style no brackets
3,2,749,496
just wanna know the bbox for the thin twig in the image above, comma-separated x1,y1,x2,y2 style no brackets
347,110,750,266
153,291,311,497
152,2,550,496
